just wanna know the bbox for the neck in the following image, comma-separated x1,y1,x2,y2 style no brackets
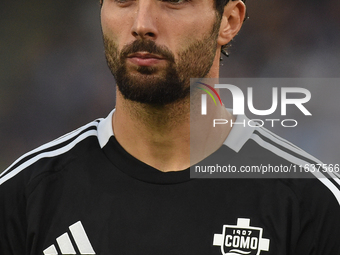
113,92,191,171
112,51,233,172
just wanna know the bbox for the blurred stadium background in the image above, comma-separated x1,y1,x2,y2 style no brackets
1,0,339,171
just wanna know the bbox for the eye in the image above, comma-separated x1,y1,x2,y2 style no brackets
114,0,135,6
162,0,190,5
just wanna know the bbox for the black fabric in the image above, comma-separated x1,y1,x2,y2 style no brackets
1,121,340,255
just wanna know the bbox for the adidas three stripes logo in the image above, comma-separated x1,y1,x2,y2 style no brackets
43,221,96,255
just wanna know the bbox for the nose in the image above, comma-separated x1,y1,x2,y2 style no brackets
131,0,158,40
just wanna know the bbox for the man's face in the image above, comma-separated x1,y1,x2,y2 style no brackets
101,0,220,105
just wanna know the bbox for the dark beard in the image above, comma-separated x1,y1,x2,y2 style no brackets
103,19,219,106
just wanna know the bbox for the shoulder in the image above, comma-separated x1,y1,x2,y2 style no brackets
0,118,104,189
250,126,340,205
0,110,116,188
222,114,340,206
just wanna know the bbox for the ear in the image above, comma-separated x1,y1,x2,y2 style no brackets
217,1,246,47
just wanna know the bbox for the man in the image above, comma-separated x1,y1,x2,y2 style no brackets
1,0,339,255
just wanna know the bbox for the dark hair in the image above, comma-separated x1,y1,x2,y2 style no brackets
215,0,229,18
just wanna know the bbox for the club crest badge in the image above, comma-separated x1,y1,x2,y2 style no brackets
213,218,270,255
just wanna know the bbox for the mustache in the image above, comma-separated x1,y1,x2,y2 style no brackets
120,40,175,62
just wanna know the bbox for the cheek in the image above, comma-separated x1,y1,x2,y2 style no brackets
101,6,132,50
170,14,217,51
101,9,117,40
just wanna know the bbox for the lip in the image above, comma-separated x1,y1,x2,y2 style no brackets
127,52,165,60
127,52,166,67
